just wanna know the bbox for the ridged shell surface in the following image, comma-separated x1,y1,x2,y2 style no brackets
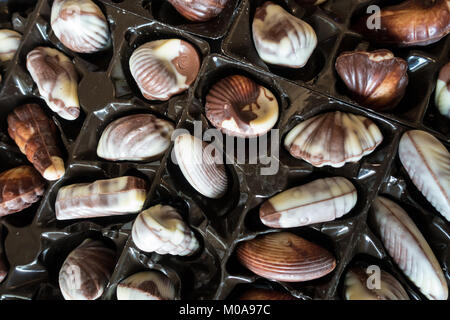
117,271,176,300
239,288,297,300
168,0,229,22
0,29,21,62
435,62,450,118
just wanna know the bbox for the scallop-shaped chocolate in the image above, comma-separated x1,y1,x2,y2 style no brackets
129,39,200,101
51,0,110,53
239,288,297,300
173,133,228,199
0,29,21,62
435,62,450,118
205,75,279,138
237,232,336,282
252,2,317,68
370,197,448,300
335,50,409,111
117,271,176,300
398,130,449,221
167,0,229,22
284,111,383,167
97,114,174,161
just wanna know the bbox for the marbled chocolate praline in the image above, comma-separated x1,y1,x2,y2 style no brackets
117,271,176,300
167,0,229,22
435,62,450,118
0,29,21,62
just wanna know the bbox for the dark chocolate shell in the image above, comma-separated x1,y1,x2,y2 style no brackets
116,271,176,300
167,0,229,22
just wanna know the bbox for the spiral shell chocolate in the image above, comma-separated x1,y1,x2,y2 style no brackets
252,2,317,68
129,39,200,101
51,0,110,53
97,114,174,161
205,75,279,138
284,111,383,167
0,29,21,62
132,204,199,256
435,62,450,118
167,0,229,22
117,271,176,300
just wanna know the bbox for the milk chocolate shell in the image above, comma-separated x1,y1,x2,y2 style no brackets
205,75,279,138
167,0,229,22
116,271,176,300
58,239,116,300
370,197,448,300
0,166,46,217
252,2,317,68
129,39,200,101
26,47,80,120
335,50,409,111
8,104,65,181
284,111,383,168
97,114,174,161
435,62,450,118
55,176,147,220
51,0,110,53
0,29,21,62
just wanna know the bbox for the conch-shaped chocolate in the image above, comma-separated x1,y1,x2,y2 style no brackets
205,75,279,138
59,239,115,300
239,288,297,300
237,232,336,282
435,62,450,118
0,29,21,62
0,166,46,217
8,104,65,181
129,39,200,101
335,50,409,111
173,133,228,199
55,176,147,220
132,204,199,256
167,0,229,22
284,111,383,167
260,177,357,228
26,47,79,120
370,196,448,300
117,271,176,300
97,114,174,161
398,130,449,221
344,266,410,300
51,0,110,53
252,2,317,68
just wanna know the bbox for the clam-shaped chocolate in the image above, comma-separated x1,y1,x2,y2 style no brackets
335,50,409,111
0,29,21,62
26,47,79,120
97,114,174,161
129,39,200,101
284,111,383,167
252,2,317,68
167,0,229,22
205,75,279,138
173,133,228,199
398,130,449,221
237,232,336,282
370,196,448,300
260,177,357,228
59,239,116,300
435,62,450,118
117,271,176,300
239,288,297,300
132,204,199,256
0,166,45,217
51,0,110,53
344,266,410,300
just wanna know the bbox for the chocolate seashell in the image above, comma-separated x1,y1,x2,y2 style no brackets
0,166,46,217
8,104,65,181
129,39,200,101
26,47,79,120
370,196,448,300
335,50,409,111
55,176,147,220
59,239,115,300
173,133,228,199
260,177,357,228
97,114,174,161
205,75,279,138
0,29,21,62
399,130,449,221
435,62,450,118
239,288,297,300
284,111,383,168
117,271,176,300
344,266,410,300
132,204,199,256
167,0,229,22
252,2,317,68
51,0,110,53
236,232,336,282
